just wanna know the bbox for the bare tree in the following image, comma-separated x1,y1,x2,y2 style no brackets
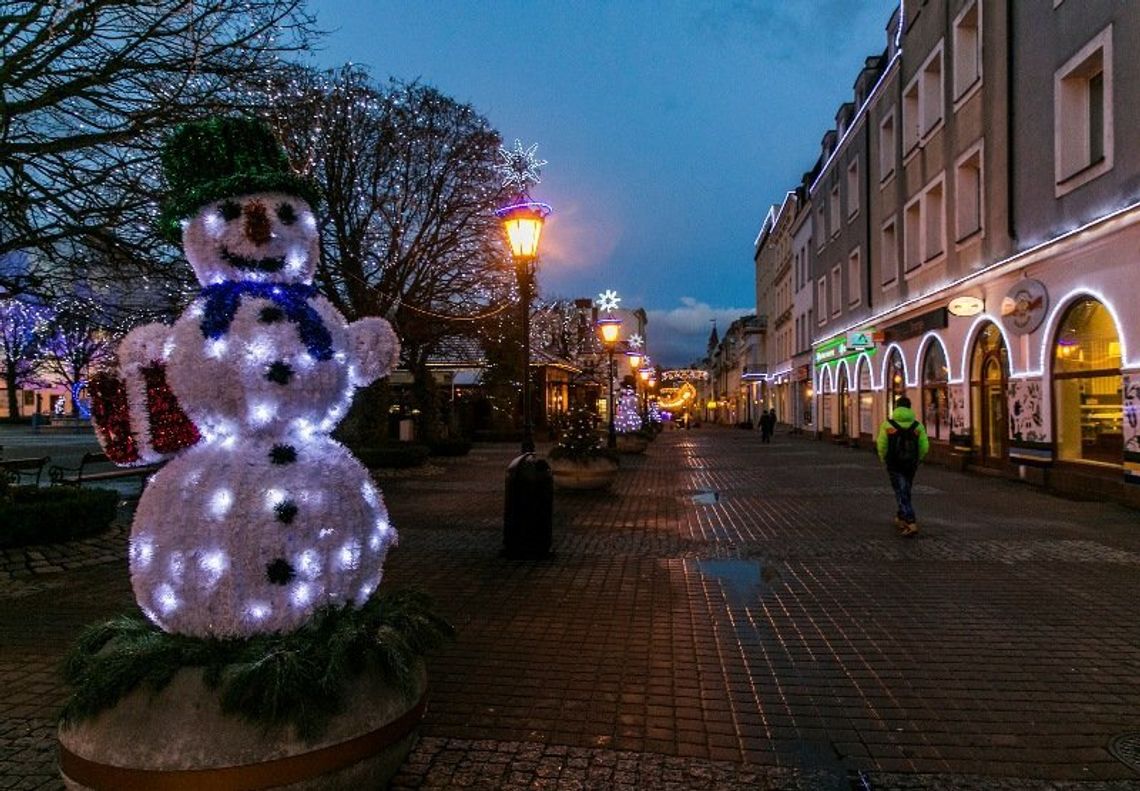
39,296,119,416
0,298,51,419
263,66,515,439
0,0,320,300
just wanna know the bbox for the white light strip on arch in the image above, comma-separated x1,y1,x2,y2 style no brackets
1025,286,1134,377
957,313,1015,383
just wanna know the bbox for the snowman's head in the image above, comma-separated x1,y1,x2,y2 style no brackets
182,191,319,286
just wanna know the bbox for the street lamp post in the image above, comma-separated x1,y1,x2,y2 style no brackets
597,316,622,449
497,198,551,453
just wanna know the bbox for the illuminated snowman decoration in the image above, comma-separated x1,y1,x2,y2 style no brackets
93,117,399,638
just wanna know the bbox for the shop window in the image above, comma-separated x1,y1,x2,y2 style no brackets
970,323,1009,465
858,360,874,435
952,1,981,102
1055,25,1113,195
922,341,950,441
1053,297,1123,464
837,367,850,437
955,142,983,241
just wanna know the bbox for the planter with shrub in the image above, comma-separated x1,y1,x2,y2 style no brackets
547,407,619,491
0,486,119,548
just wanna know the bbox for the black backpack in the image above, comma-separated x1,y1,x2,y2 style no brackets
886,419,921,471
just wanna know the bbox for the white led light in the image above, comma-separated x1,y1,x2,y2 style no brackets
204,212,225,235
205,338,228,359
200,549,228,575
209,488,233,519
245,336,274,364
297,549,321,579
250,402,276,427
360,482,378,507
264,488,286,508
246,602,271,620
338,541,361,570
156,584,179,615
291,583,312,606
318,527,336,539
130,537,155,567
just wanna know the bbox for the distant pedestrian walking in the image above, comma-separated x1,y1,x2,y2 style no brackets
759,409,773,443
875,396,929,536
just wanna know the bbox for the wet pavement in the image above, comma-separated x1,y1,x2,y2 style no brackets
2,425,1140,789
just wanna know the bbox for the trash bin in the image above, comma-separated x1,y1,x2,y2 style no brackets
503,452,553,559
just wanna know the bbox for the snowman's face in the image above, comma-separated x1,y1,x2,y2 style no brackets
182,192,319,285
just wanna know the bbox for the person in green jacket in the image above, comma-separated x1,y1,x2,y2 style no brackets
875,395,930,536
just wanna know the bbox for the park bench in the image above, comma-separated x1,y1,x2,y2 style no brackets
49,452,161,494
1,456,50,486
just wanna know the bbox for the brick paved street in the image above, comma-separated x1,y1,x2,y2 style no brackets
3,426,1140,789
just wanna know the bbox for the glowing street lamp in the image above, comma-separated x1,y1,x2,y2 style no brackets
497,198,551,454
597,314,622,449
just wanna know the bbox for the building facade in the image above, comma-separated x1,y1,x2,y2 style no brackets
755,0,1140,505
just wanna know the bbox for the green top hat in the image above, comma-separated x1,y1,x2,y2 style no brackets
158,116,322,243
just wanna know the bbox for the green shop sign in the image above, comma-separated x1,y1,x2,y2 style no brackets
814,330,877,364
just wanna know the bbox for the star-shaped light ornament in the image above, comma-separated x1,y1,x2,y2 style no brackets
628,334,644,350
497,139,547,192
596,290,621,313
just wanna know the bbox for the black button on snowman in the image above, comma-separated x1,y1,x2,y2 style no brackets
102,117,400,638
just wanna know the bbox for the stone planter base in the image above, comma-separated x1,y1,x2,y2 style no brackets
616,435,648,454
549,457,619,490
59,663,426,790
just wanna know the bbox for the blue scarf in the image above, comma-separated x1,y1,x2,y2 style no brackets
199,281,334,361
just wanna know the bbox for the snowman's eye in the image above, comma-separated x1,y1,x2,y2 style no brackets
276,203,297,225
220,201,241,221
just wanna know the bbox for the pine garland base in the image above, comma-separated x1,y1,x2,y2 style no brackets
59,661,425,790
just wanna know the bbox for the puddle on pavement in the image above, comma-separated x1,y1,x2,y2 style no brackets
691,490,719,504
696,558,781,604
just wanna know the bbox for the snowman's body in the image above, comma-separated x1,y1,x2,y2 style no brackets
111,190,400,638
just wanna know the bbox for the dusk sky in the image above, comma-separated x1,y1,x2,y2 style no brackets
306,1,900,365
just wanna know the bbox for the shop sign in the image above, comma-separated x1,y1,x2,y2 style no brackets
1001,279,1049,335
794,364,810,381
846,330,874,350
883,308,948,343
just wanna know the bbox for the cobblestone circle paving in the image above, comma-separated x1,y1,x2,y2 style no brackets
2,426,1140,789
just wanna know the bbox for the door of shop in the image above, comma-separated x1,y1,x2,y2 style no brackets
971,323,1008,469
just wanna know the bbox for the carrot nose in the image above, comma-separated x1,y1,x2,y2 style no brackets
244,201,272,245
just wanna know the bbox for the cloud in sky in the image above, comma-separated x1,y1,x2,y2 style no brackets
646,297,753,368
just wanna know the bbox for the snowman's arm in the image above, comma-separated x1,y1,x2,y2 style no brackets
346,316,401,387
117,322,175,370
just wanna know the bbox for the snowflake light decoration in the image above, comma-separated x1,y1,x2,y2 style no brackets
497,139,547,192
596,290,621,313
628,334,644,350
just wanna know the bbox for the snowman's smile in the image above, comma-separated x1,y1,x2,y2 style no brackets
220,247,286,273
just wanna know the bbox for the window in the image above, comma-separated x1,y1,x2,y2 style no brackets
846,159,859,218
848,247,862,307
1055,25,1113,194
955,142,983,241
923,177,944,261
816,205,827,250
829,185,841,237
22,391,36,408
830,265,842,317
904,196,922,272
953,1,981,102
879,110,896,182
1053,298,1123,463
903,80,920,153
817,278,827,325
886,349,907,414
904,174,946,272
881,218,898,286
903,41,945,154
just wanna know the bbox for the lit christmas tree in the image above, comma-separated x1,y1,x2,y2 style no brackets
648,399,662,425
615,386,642,434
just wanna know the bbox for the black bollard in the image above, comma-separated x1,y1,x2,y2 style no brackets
503,452,554,559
